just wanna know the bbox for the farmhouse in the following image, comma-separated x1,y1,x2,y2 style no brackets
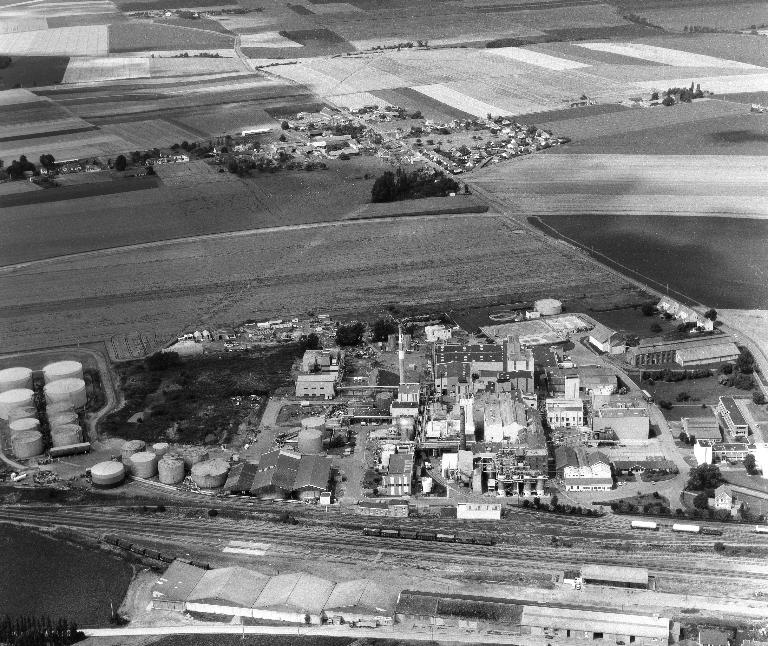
657,297,713,331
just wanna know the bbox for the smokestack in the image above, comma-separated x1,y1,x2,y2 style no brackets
398,324,405,386
460,403,467,451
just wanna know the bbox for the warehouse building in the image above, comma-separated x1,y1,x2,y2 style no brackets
563,453,613,492
627,335,738,367
355,499,409,517
456,502,502,520
151,560,207,612
546,398,584,428
295,373,337,399
592,404,649,442
227,450,331,500
682,415,722,442
581,565,649,589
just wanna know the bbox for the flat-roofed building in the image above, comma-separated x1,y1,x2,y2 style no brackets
627,335,738,367
355,499,409,517
295,373,337,400
456,502,501,520
712,442,750,463
546,398,584,428
716,396,749,435
682,415,722,441
593,404,649,442
581,565,649,589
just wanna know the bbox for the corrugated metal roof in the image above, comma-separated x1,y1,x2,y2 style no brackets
581,564,648,585
152,560,206,603
188,566,270,607
294,454,331,491
521,605,668,638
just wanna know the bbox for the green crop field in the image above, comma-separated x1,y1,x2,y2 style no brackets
108,22,235,52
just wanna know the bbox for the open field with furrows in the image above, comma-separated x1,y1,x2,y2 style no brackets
0,213,640,353
0,0,117,19
0,25,108,55
62,56,151,83
99,118,204,148
471,154,768,217
632,0,768,31
0,18,48,33
0,157,389,265
0,91,93,139
0,55,70,88
107,22,235,52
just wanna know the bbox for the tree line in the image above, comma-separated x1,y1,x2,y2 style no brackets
0,616,84,646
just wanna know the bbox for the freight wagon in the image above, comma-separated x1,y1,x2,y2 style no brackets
630,521,658,531
362,526,495,545
755,525,768,534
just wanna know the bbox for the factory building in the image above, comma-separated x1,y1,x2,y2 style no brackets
300,349,341,373
483,392,526,443
592,403,649,442
693,440,714,466
563,452,612,492
581,565,649,589
382,452,414,496
395,590,670,645
627,335,739,367
295,373,337,400
682,415,722,442
716,396,749,435
548,366,618,397
456,502,501,520
425,325,453,342
355,499,409,517
546,398,584,428
227,450,331,500
588,323,625,355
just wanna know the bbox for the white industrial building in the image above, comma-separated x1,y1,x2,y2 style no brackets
425,325,453,343
295,373,337,399
563,453,612,491
546,398,584,428
456,502,502,520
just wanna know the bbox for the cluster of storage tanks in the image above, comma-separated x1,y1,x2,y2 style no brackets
0,362,86,461
92,441,230,489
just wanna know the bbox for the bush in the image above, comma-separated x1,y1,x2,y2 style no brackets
641,303,656,316
208,508,218,517
336,321,366,346
687,464,724,491
734,373,754,390
713,541,726,553
676,391,691,402
650,323,662,334
752,391,766,405
744,453,757,475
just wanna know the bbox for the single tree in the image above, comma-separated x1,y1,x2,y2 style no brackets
686,464,723,491
744,453,757,475
115,155,127,171
704,308,717,321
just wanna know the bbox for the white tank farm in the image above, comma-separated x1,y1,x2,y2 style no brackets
91,461,125,487
301,416,326,432
8,406,37,423
158,455,185,484
45,400,75,415
121,439,146,463
129,451,158,478
12,430,43,459
534,298,563,316
179,446,208,469
152,442,170,457
0,389,35,420
49,411,79,430
43,360,83,384
191,459,230,489
9,418,41,437
51,425,82,447
44,378,87,409
0,367,33,393
297,428,323,454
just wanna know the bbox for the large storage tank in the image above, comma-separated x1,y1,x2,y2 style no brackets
0,367,33,393
129,451,158,478
45,378,87,409
191,459,229,489
179,446,208,469
152,442,170,457
51,425,82,447
91,461,125,487
158,455,185,484
43,360,83,384
45,401,75,415
13,430,43,459
301,416,326,433
121,439,146,463
49,411,79,430
8,406,37,423
9,417,41,437
297,428,323,455
0,389,35,420
534,298,563,316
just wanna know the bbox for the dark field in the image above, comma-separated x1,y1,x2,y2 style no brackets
0,525,133,626
154,637,354,646
373,87,476,122
589,306,681,338
101,346,301,444
46,13,125,27
108,22,235,52
515,103,631,125
154,15,236,34
0,56,69,89
117,0,236,9
0,176,161,209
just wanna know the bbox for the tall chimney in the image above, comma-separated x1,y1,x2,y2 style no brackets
398,324,405,386
459,403,467,451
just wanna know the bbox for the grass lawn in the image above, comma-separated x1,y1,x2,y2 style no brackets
590,306,680,339
640,374,751,406
659,404,714,422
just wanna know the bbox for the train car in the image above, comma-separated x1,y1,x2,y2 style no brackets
130,544,147,556
159,554,175,564
672,523,700,534
454,532,475,544
102,534,120,545
700,527,723,536
399,528,419,540
436,532,456,543
362,527,382,537
417,531,437,541
144,549,161,560
755,525,768,534
474,536,495,546
190,560,210,570
116,538,134,550
381,528,400,539
631,520,659,531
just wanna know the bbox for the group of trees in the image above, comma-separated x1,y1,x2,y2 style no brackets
0,617,84,646
335,321,366,346
2,154,36,180
371,167,459,203
662,83,705,105
686,463,724,492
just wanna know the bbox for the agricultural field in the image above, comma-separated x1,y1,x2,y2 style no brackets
0,212,640,354
107,22,235,52
99,119,205,149
148,56,247,76
0,176,160,209
0,0,117,19
62,56,150,83
0,18,48,33
0,25,108,56
0,91,93,139
631,1,768,32
577,42,761,69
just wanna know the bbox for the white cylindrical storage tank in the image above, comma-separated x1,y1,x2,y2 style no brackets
43,360,83,384
129,451,158,478
0,389,35,421
121,439,146,463
534,298,563,316
44,378,86,409
12,430,43,459
191,458,229,489
9,418,41,437
158,455,185,484
297,428,323,455
8,406,37,423
0,367,33,393
421,476,433,494
91,461,125,487
49,411,79,430
152,442,170,457
51,425,82,447
179,446,208,469
301,416,326,433
45,401,75,415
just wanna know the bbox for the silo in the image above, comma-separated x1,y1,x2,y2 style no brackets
158,455,185,484
44,378,87,409
51,425,82,447
375,392,393,413
129,451,158,478
152,442,170,457
9,418,41,437
297,428,323,455
91,461,125,488
534,298,563,316
0,367,33,393
301,416,326,434
179,446,208,469
191,459,229,489
8,406,37,423
49,411,79,430
0,389,35,420
43,360,83,384
12,430,43,459
121,439,146,463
